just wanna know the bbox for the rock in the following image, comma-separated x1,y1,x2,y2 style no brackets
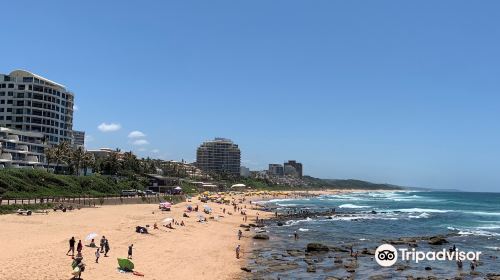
361,248,375,255
277,222,284,226
333,258,343,264
240,224,250,228
325,277,341,280
346,268,356,273
266,262,299,272
307,265,316,273
425,266,432,271
286,249,303,257
245,228,250,231
240,267,251,272
487,273,500,280
369,276,388,280
428,236,448,245
253,234,270,240
304,258,315,265
395,264,409,271
306,243,330,252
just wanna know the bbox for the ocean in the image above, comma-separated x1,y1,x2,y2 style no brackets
248,191,500,279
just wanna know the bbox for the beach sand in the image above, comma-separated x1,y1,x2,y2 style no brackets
0,196,271,280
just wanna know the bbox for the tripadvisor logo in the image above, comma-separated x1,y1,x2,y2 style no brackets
375,244,482,267
375,244,398,267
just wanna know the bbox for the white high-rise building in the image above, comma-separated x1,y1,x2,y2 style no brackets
0,70,74,145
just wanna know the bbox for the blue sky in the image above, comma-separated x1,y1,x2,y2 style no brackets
1,1,499,191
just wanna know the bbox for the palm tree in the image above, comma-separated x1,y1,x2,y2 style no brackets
71,146,85,175
53,141,70,174
44,146,56,172
82,152,95,176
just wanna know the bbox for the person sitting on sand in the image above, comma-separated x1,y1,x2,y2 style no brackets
89,239,96,248
154,223,159,229
181,221,185,226
183,213,189,218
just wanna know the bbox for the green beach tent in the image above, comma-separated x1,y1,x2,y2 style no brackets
117,258,135,271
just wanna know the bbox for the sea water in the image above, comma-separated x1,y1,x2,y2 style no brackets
250,191,500,279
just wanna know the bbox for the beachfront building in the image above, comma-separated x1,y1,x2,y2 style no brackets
240,166,250,177
268,163,284,176
87,148,125,160
73,130,85,147
0,70,75,145
196,138,241,177
284,160,303,178
0,127,47,168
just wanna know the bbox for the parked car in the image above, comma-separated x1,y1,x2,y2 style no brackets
121,190,137,197
145,190,156,195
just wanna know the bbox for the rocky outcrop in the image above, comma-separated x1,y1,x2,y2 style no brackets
306,243,330,252
253,233,270,240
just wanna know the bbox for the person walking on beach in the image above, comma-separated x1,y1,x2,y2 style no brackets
95,248,100,263
77,240,83,254
128,244,134,259
236,245,241,259
238,230,242,240
104,239,110,257
294,231,299,240
67,237,76,256
100,236,106,253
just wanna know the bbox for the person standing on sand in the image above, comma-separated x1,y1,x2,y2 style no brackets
95,248,100,263
236,245,241,259
104,239,110,257
77,240,83,254
238,230,242,240
128,244,133,259
67,237,76,256
100,236,106,253
294,231,298,240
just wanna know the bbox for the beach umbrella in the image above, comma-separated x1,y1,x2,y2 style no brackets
117,258,135,271
162,217,173,223
85,233,98,241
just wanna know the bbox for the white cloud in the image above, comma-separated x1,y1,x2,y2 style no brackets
132,139,149,146
98,122,121,132
128,130,146,138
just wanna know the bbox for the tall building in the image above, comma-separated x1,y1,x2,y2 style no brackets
0,127,47,168
0,70,74,145
268,163,284,176
240,166,250,178
73,130,85,147
196,138,241,176
284,160,303,178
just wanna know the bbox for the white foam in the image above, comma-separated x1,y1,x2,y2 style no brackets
339,204,370,209
409,212,430,219
397,208,449,213
298,228,310,232
465,211,500,217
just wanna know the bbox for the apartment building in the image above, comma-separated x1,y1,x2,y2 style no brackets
0,127,47,168
0,70,74,145
196,138,241,176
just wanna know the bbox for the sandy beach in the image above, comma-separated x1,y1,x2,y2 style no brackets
0,195,273,280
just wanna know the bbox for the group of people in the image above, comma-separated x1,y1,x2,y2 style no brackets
66,235,111,279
